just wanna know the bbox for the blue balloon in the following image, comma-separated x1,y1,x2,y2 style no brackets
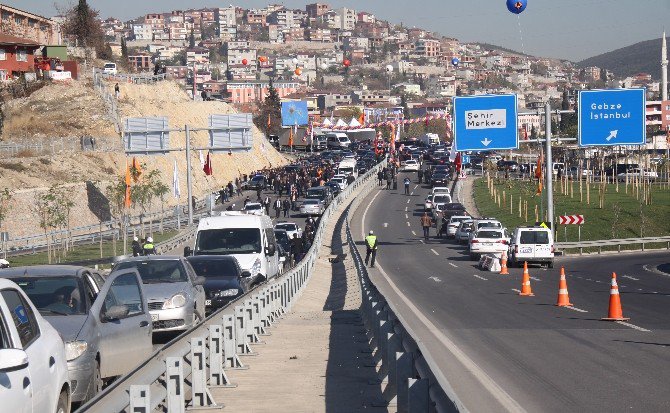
506,0,527,14
451,57,460,67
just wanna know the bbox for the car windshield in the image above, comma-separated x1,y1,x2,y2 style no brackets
433,195,450,203
115,260,188,283
245,204,262,210
478,222,501,229
104,63,115,68
519,231,550,245
251,176,264,182
450,217,469,224
195,228,262,255
477,231,502,239
13,276,86,315
276,223,296,231
306,189,325,198
275,231,290,245
187,258,239,278
303,199,320,205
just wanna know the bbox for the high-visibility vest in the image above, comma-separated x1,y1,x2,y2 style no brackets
365,235,377,250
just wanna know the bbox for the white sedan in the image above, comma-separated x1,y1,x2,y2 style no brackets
275,221,302,239
243,202,264,216
403,159,420,172
300,199,325,216
424,195,434,211
432,186,450,196
446,215,471,238
469,228,510,259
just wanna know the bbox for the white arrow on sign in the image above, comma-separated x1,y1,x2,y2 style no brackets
481,138,492,147
605,130,618,142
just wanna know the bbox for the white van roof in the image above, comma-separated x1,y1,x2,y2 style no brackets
199,213,272,230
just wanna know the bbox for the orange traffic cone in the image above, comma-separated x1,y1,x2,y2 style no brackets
556,267,573,307
519,261,534,296
602,272,629,321
499,251,509,275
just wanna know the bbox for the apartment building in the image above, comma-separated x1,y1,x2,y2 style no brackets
343,36,369,51
0,4,61,45
336,7,357,30
227,46,257,66
128,53,152,70
306,3,330,18
224,81,301,104
246,10,267,26
307,28,331,42
415,38,441,58
267,9,306,29
316,93,353,110
583,66,601,81
186,47,210,65
0,34,40,80
132,24,153,40
357,12,375,24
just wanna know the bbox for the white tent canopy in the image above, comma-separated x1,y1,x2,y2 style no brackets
334,119,348,128
321,118,332,127
348,117,361,127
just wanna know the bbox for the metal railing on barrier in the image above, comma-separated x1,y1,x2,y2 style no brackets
556,235,670,255
344,165,463,413
76,160,387,413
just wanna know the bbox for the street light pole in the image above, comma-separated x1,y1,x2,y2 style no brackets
185,125,194,226
544,102,555,240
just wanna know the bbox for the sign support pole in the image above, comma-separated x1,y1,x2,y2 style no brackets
544,102,555,240
185,125,194,226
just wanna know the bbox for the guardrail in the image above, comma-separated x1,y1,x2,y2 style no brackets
557,236,670,255
77,160,387,413
344,167,460,413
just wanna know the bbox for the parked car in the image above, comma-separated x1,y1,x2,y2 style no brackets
305,186,333,206
455,220,475,244
0,278,71,413
274,221,302,239
402,159,420,172
469,228,510,260
0,266,153,404
431,186,450,196
566,166,593,180
424,194,435,211
101,62,117,75
325,181,342,197
112,256,206,333
246,175,267,190
508,226,555,268
431,173,450,187
242,202,264,216
326,132,352,149
300,199,325,216
446,215,471,238
441,203,468,219
186,256,257,314
616,168,658,182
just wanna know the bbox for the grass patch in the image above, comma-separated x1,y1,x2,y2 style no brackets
9,230,179,268
473,177,670,243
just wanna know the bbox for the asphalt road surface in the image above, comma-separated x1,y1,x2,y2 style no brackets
351,172,670,413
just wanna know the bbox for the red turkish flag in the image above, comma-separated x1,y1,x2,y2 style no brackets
455,152,462,173
203,152,213,176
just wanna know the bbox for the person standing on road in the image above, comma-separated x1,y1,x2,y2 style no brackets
143,237,156,255
377,170,383,186
131,236,142,257
420,212,433,241
282,198,290,217
274,198,282,218
417,168,423,184
404,177,411,195
114,83,120,99
364,230,378,268
263,195,271,215
386,173,392,190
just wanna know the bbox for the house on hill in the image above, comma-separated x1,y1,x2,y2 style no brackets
0,34,40,80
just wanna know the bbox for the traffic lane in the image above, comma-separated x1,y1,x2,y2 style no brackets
353,185,670,412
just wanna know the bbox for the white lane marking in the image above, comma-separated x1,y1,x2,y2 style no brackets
412,230,417,236
414,185,419,190
473,274,488,281
622,275,639,281
586,278,593,281
407,199,410,204
405,206,408,212
383,222,388,228
430,248,439,256
405,214,409,219
406,222,411,227
529,276,541,281
419,239,425,244
411,192,414,196
638,288,643,291
511,288,521,294
428,276,442,283
361,193,526,412
565,306,588,313
616,321,650,332
449,263,458,268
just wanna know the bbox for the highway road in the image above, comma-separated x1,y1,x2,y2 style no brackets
351,172,670,413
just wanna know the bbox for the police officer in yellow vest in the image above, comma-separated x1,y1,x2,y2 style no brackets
143,236,156,255
365,230,378,268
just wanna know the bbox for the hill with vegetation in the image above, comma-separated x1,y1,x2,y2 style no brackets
577,37,663,80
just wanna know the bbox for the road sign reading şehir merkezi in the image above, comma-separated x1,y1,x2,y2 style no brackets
454,94,518,152
578,88,645,147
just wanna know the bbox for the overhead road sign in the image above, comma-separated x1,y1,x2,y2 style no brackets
123,117,170,153
559,215,584,225
208,113,253,152
453,94,518,152
578,89,645,147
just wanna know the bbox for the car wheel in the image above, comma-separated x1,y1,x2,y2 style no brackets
87,362,103,402
56,389,70,413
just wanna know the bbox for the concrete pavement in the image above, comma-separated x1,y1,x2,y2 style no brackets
211,195,388,412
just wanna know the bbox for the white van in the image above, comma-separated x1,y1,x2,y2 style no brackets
337,159,357,176
508,226,554,268
326,132,352,149
102,62,117,75
188,212,281,281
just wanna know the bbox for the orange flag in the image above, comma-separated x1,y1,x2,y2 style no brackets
288,127,294,148
131,157,142,183
124,160,132,208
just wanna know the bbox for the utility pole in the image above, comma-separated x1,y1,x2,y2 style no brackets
185,125,194,225
544,102,555,240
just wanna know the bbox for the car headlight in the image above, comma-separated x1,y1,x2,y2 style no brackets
251,258,262,275
214,289,239,297
163,293,187,309
65,340,88,361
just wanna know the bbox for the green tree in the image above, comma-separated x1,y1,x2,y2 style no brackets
189,28,196,48
61,0,106,57
121,37,128,58
33,186,74,263
253,80,282,136
0,188,12,234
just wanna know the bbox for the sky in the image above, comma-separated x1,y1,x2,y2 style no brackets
7,0,669,61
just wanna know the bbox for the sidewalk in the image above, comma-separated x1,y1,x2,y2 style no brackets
458,176,481,217
211,200,388,412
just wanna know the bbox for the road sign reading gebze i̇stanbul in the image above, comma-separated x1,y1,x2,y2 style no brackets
578,88,645,147
453,94,518,152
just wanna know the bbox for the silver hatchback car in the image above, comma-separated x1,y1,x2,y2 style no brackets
113,256,206,333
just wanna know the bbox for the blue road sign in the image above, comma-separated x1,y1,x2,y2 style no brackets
453,94,518,151
578,89,646,147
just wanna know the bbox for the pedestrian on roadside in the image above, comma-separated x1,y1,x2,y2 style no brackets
243,195,251,207
114,83,120,99
377,170,383,186
264,195,271,215
420,212,433,241
417,168,423,184
274,198,282,218
364,230,378,268
131,236,142,257
142,237,156,255
386,174,392,190
282,198,290,217
404,177,411,195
